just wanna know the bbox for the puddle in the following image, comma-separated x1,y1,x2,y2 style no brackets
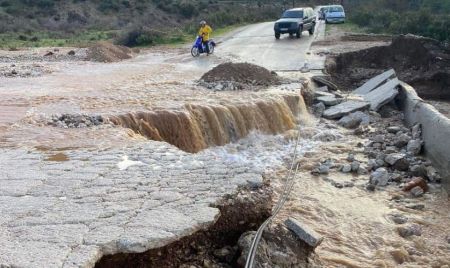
45,152,70,162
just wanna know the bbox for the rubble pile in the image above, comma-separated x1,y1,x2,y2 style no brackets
48,113,104,128
312,70,442,195
199,62,280,91
0,63,53,78
313,69,400,122
86,42,133,63
327,34,450,100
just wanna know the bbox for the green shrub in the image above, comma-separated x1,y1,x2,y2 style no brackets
115,26,163,46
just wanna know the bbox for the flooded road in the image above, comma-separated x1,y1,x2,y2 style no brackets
0,21,323,150
1,19,449,268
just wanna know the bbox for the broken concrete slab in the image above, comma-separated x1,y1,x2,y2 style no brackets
316,95,342,106
316,86,328,92
285,218,323,248
0,142,266,268
314,91,335,98
323,100,370,119
312,75,339,91
353,69,396,95
363,78,400,111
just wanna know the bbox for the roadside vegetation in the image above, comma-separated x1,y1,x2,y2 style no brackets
0,0,289,48
345,0,450,42
1,0,448,49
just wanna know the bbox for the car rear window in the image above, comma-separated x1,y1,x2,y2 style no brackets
329,6,344,12
282,10,303,18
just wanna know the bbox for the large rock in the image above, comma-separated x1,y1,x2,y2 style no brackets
370,168,390,186
353,69,396,95
338,111,371,129
395,133,411,148
397,224,422,238
285,218,323,248
363,78,400,111
385,153,409,171
312,102,326,117
323,100,370,119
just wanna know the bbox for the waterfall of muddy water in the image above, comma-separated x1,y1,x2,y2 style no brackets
108,94,304,153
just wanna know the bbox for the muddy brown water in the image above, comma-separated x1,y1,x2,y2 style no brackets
108,94,303,153
45,152,70,162
278,139,450,268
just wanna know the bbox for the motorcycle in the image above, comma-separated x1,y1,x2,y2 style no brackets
191,36,216,57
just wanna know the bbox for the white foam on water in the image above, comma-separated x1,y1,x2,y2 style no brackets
117,155,144,170
206,130,322,173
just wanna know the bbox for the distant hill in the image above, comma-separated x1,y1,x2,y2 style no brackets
0,0,297,47
0,1,292,33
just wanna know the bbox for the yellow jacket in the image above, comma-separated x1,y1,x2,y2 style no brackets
198,25,212,41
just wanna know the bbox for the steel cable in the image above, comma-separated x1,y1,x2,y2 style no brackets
245,121,303,268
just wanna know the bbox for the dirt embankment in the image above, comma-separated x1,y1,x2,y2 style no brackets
87,42,134,63
200,62,280,88
326,34,450,100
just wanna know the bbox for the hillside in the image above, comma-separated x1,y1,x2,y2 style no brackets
344,0,450,41
1,0,448,48
0,0,291,47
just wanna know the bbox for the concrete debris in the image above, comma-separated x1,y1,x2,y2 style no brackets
395,133,411,148
312,75,339,91
314,91,335,98
351,161,360,172
363,78,400,111
316,86,329,92
411,124,422,139
407,139,423,155
347,153,355,162
285,218,323,248
426,166,441,183
357,166,369,175
353,69,396,95
338,111,370,129
370,168,389,186
341,164,352,173
312,102,326,117
318,164,330,175
50,114,104,128
316,95,342,106
323,100,370,119
198,80,245,91
385,153,410,171
410,164,428,178
387,126,402,134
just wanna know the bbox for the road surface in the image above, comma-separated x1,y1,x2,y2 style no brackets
218,21,324,71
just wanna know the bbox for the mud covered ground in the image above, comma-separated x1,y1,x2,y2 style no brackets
326,34,450,101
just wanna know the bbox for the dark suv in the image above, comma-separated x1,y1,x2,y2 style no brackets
274,7,316,39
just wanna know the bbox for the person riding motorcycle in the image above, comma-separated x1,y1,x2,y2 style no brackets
198,20,213,54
